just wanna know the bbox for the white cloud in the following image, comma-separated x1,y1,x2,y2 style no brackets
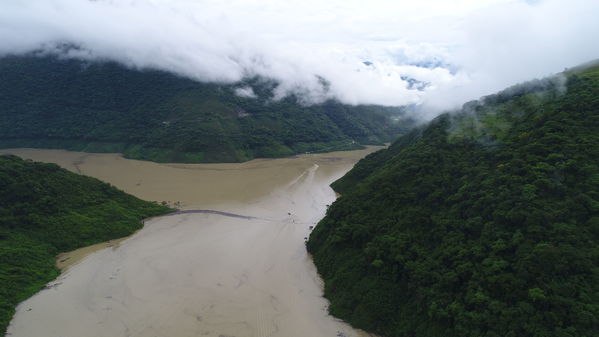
1,0,598,116
234,86,257,99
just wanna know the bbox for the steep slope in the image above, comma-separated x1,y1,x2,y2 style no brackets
0,155,172,334
0,54,413,163
307,65,599,336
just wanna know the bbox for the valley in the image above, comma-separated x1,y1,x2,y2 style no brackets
2,147,380,337
1,1,597,336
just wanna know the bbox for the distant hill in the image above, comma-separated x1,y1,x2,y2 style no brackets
0,155,172,334
0,54,414,163
307,63,599,336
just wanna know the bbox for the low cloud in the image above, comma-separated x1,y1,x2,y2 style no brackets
1,0,598,117
234,86,257,99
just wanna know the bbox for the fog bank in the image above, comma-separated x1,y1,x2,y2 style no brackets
1,0,598,116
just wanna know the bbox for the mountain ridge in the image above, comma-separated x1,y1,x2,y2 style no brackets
0,54,414,163
307,63,599,337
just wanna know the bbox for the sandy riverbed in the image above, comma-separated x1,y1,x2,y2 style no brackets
2,148,380,337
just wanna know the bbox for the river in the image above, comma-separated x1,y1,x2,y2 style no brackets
2,148,380,337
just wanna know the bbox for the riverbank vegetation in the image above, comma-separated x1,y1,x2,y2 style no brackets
308,63,599,336
0,155,172,334
0,54,414,163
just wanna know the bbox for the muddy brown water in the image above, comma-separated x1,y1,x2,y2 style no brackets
2,148,381,337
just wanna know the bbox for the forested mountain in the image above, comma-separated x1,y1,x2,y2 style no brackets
308,63,599,336
0,54,413,163
0,155,172,334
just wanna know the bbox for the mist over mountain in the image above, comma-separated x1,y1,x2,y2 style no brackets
0,54,413,163
2,2,599,337
2,0,598,115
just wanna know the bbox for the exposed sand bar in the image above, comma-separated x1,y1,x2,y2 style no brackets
3,148,380,337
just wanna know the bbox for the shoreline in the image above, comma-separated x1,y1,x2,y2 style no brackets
18,146,382,274
55,207,183,272
0,140,372,165
5,146,381,337
56,237,131,272
55,227,144,273
54,208,263,272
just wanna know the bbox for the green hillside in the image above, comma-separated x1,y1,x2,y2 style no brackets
308,64,599,336
0,155,172,334
0,54,413,163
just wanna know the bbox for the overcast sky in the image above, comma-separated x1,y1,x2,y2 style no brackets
1,0,598,115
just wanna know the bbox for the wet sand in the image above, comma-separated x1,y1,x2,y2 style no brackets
3,148,381,337
55,236,131,272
